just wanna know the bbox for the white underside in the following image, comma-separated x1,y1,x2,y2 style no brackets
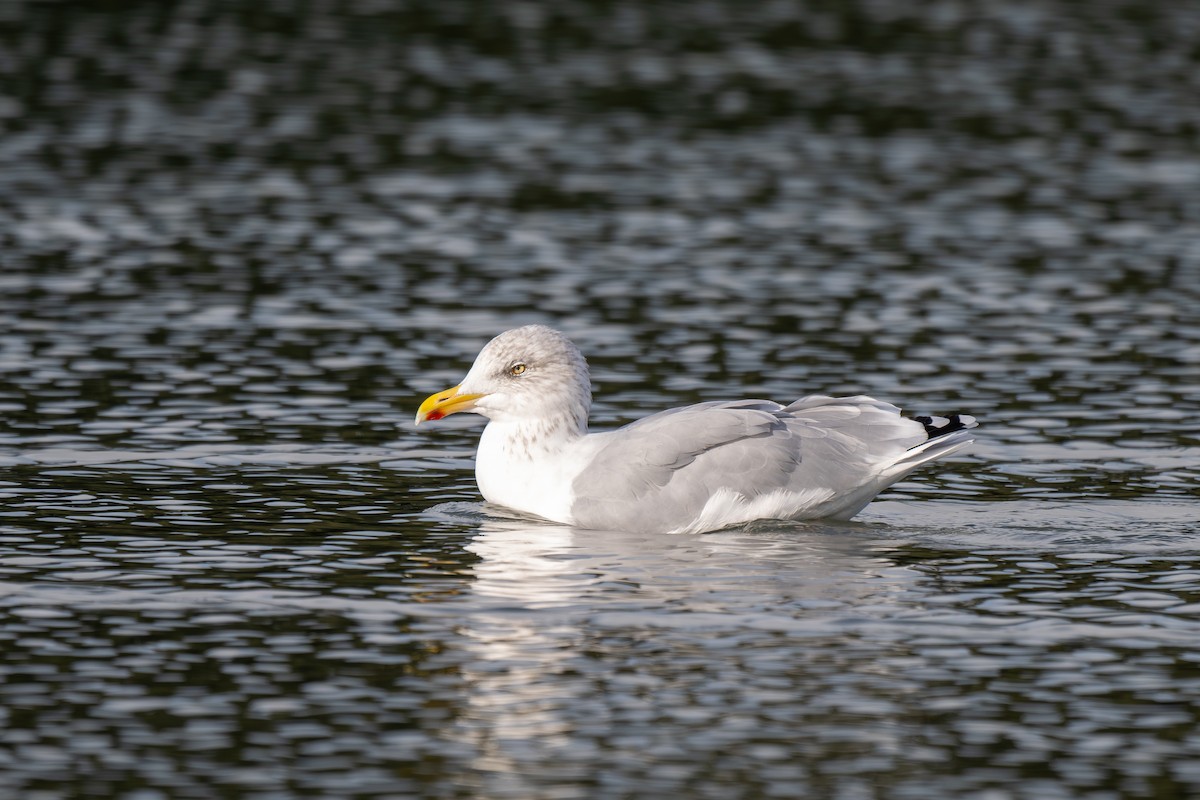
665,486,840,534
474,421,587,525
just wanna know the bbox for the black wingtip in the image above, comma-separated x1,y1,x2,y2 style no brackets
913,413,977,439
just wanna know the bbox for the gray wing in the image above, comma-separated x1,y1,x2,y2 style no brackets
569,395,939,532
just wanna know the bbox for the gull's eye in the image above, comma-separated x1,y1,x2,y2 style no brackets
509,363,527,376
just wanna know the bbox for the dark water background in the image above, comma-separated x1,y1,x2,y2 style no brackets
2,1,1199,797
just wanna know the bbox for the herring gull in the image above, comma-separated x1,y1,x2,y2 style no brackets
415,325,976,534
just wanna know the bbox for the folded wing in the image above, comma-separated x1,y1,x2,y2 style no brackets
569,395,973,533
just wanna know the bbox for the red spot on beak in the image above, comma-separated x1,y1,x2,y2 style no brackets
425,409,445,421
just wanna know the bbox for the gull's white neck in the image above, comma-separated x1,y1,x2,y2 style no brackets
475,414,589,524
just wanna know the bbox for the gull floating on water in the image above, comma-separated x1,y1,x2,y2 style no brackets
415,325,976,534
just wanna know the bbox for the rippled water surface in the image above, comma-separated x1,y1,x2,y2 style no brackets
2,1,1199,797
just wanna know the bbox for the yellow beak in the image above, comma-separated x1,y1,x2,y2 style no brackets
414,385,487,425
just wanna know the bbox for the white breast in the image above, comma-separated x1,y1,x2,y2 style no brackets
474,422,580,524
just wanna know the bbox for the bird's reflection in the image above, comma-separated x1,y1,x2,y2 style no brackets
443,514,920,789
463,514,910,609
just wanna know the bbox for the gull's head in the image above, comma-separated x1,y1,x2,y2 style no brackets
415,325,592,429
